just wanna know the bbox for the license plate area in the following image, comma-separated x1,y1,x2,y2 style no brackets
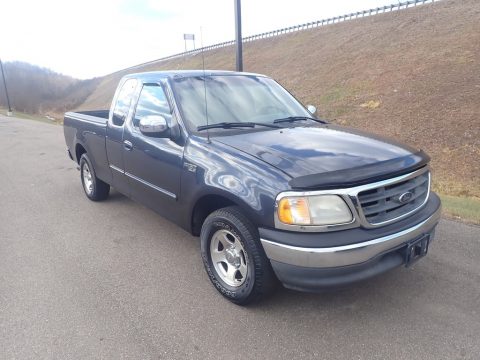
405,234,430,267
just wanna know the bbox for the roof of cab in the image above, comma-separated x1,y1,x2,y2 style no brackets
122,70,268,81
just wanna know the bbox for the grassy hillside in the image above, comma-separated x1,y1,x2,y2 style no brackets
76,0,479,198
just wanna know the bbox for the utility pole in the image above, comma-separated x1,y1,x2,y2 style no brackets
234,0,243,72
0,59,12,116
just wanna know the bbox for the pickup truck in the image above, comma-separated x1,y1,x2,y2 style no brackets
64,70,441,305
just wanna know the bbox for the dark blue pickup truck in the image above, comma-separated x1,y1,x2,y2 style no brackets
64,70,441,304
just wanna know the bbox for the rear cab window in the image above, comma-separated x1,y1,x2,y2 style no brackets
112,79,137,126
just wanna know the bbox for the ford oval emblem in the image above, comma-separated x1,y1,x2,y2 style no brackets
398,191,413,203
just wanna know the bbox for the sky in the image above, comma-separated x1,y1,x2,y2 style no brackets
0,0,398,79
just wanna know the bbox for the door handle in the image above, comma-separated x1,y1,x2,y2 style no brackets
123,140,133,151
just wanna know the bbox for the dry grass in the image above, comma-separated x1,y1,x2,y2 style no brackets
440,195,480,224
0,106,57,124
78,0,480,197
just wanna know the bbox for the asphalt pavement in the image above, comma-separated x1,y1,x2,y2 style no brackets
0,115,479,360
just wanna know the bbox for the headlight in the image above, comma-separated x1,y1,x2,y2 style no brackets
277,195,353,226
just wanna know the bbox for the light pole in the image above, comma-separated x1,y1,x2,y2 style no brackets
234,0,243,71
0,59,12,116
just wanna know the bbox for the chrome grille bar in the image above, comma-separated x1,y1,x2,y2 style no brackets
357,170,430,225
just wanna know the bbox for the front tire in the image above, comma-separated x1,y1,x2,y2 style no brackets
79,153,110,201
200,206,277,305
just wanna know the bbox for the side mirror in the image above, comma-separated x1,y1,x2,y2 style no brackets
306,105,317,116
139,115,169,137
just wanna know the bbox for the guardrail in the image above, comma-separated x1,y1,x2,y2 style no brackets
118,0,439,73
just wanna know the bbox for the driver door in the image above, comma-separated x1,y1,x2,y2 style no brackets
122,82,183,221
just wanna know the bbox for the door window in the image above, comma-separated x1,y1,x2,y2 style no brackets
133,84,172,128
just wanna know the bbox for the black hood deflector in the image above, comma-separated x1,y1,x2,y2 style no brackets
288,150,430,190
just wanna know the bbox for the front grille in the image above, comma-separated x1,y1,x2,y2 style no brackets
357,170,430,225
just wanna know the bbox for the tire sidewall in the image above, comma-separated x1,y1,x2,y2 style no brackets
80,154,97,200
201,214,256,303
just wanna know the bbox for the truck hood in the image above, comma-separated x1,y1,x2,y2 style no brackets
214,125,429,189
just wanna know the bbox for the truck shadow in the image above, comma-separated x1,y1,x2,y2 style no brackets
264,270,403,306
104,189,131,203
251,260,437,315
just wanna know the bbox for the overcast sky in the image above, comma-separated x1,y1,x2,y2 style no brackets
0,0,397,79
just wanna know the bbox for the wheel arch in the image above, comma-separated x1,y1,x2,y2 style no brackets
75,142,87,164
190,193,256,236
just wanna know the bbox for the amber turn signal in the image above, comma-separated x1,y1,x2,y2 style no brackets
277,197,311,225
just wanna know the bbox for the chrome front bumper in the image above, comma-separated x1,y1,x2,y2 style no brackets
261,202,441,269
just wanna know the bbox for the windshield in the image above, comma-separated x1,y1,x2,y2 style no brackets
171,75,311,131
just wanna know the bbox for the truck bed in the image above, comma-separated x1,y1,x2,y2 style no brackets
65,110,109,126
63,109,111,184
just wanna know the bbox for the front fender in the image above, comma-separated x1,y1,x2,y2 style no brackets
180,136,291,230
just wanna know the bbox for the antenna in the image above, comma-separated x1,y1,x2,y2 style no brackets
200,27,210,143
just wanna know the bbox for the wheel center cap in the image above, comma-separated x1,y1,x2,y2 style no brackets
225,248,241,268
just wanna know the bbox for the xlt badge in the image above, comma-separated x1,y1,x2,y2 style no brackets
184,162,197,173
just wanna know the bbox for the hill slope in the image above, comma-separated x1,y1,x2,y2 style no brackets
0,61,99,117
78,0,479,197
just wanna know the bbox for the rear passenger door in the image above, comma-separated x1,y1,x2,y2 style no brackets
122,82,184,220
105,78,138,196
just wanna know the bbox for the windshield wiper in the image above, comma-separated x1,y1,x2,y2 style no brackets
273,116,328,124
197,122,281,131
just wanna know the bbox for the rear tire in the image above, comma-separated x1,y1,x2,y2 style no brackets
79,153,110,201
200,206,277,305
